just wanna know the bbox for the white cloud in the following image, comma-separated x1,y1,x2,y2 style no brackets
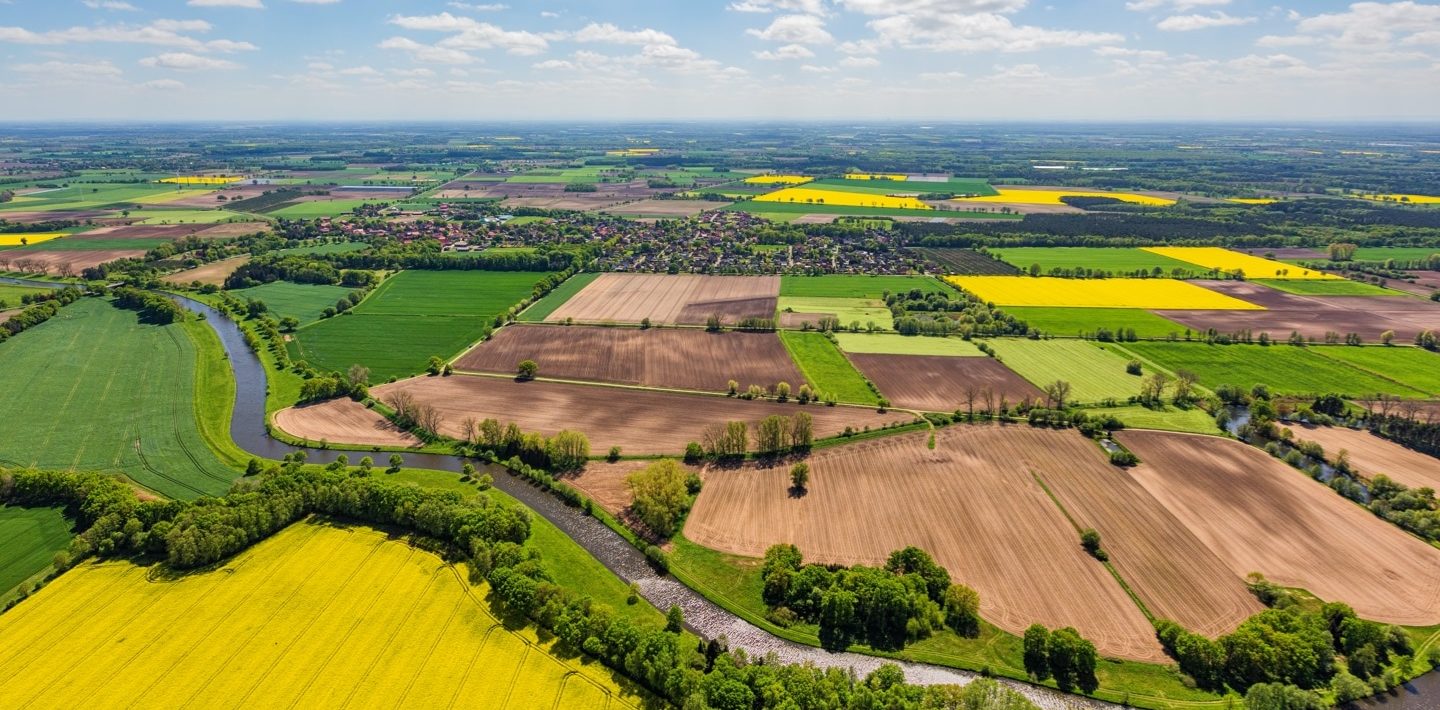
82,0,139,10
539,11,559,18
1094,46,1169,60
139,52,241,69
918,69,967,80
388,12,549,55
1156,12,1256,31
532,59,574,70
14,59,123,78
838,55,880,67
389,67,434,77
0,19,252,53
836,0,1030,15
1125,0,1230,11
754,43,814,60
447,2,508,10
151,19,211,32
378,36,476,64
800,63,833,72
1253,2,1440,53
746,14,833,44
866,12,1123,52
206,38,257,52
572,23,676,46
187,0,264,8
728,0,826,14
139,78,185,89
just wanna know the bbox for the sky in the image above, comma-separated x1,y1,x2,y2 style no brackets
2,0,1440,121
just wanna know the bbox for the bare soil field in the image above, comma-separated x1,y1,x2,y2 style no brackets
1291,424,1440,489
192,221,268,238
271,397,422,448
453,324,803,393
792,214,838,224
848,354,1043,412
1117,430,1440,627
161,255,252,286
685,426,1165,661
503,195,632,211
357,376,910,455
602,200,726,218
561,459,701,514
1158,280,1440,341
1236,247,1327,260
545,273,780,326
79,224,204,240
0,249,143,273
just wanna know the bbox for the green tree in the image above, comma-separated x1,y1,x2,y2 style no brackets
387,453,403,472
942,583,981,638
546,430,590,472
1023,624,1051,680
516,359,539,380
626,459,692,538
666,604,684,633
790,462,809,492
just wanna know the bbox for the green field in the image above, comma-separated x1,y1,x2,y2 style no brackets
275,241,370,256
833,332,984,356
809,178,998,196
1350,247,1440,262
777,330,879,405
780,274,945,299
1121,342,1428,398
0,284,47,306
518,272,598,322
1312,346,1440,396
723,201,1020,220
135,209,251,224
983,339,1144,403
1005,307,1191,339
231,282,356,325
1254,279,1403,296
778,297,893,331
0,299,238,498
11,238,170,251
0,183,187,212
1098,404,1219,435
0,505,73,598
293,270,547,380
265,200,378,219
989,247,1203,275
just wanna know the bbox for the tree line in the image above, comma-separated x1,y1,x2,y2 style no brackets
0,287,83,343
112,287,186,324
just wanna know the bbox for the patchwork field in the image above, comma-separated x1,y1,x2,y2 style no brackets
0,522,641,709
952,186,1175,207
1117,431,1440,627
812,177,997,197
601,199,724,218
1005,307,1191,339
778,330,880,405
354,376,909,454
833,332,984,356
990,247,1202,275
1254,279,1398,296
0,506,73,598
948,276,1261,310
1157,280,1440,341
0,299,237,498
453,324,804,393
777,297,893,330
780,274,946,299
0,249,145,274
849,354,1042,412
1141,247,1334,280
1290,425,1440,490
984,339,1144,403
518,272,599,322
232,282,356,326
1122,342,1428,398
543,273,779,326
684,427,1166,661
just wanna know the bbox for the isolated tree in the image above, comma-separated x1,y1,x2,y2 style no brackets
1173,369,1199,404
387,453,403,473
666,604,684,633
1042,380,1072,409
346,363,370,388
1080,529,1106,560
626,459,692,538
516,359,539,380
943,584,981,638
790,462,810,492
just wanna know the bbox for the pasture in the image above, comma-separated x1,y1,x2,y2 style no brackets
265,199,378,219
0,506,73,599
777,297,892,330
947,276,1261,310
1122,342,1428,398
1312,345,1440,395
1141,247,1334,280
779,274,944,299
1349,247,1440,262
777,330,880,405
454,324,805,393
1004,307,1191,339
231,282,355,325
989,247,1202,275
983,339,1144,403
0,283,48,306
848,354,1041,412
1254,279,1400,296
833,332,984,356
0,522,641,709
0,299,237,498
543,273,779,326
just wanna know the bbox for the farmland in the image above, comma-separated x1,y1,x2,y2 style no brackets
953,187,1175,206
983,339,1144,403
272,396,422,448
778,330,881,405
777,297,892,330
160,255,251,287
806,178,997,197
454,324,805,393
948,276,1262,310
1121,342,1429,397
292,270,546,380
909,248,1020,274
351,375,909,454
0,506,72,599
833,332,984,356
848,354,1042,412
543,273,779,326
755,187,932,211
1156,280,1440,342
1289,424,1440,489
0,283,48,305
0,299,238,499
0,233,64,247
266,199,381,219
1141,247,1335,280
780,274,945,298
1253,279,1399,296
1312,345,1440,395
1118,431,1440,627
517,272,598,322
0,522,641,709
231,281,356,325
989,247,1203,275
1004,307,1190,339
724,201,1018,220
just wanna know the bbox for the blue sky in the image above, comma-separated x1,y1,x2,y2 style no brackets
2,0,1439,120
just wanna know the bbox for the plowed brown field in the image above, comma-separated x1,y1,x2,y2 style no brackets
453,324,803,392
1118,430,1440,626
545,274,780,326
1290,424,1440,489
359,375,910,455
272,397,422,448
0,249,143,273
848,354,1043,412
1157,280,1440,341
684,426,1166,661
161,255,251,286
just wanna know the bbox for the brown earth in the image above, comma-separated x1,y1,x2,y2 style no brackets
270,397,422,449
77,224,204,240
684,426,1166,661
1289,424,1440,490
0,249,143,274
1236,247,1327,260
848,354,1043,413
453,324,804,393
561,459,702,514
1117,430,1440,627
358,375,911,456
546,273,780,326
503,196,633,211
602,200,727,218
192,222,269,239
1157,280,1440,341
161,255,252,287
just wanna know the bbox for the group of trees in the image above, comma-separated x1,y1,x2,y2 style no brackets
297,364,370,404
760,545,981,653
225,255,376,290
625,459,702,538
885,288,1029,338
112,287,185,324
1021,625,1099,694
448,412,591,472
0,287,83,343
699,413,814,460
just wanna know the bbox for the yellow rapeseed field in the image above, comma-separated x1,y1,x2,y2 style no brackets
606,148,660,156
744,174,813,185
158,176,241,185
756,186,932,210
952,188,1176,207
0,233,64,246
1141,246,1337,280
0,522,639,709
1358,193,1440,205
844,173,908,181
1227,198,1277,205
946,275,1263,310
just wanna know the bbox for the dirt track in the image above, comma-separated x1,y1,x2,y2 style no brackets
685,426,1166,661
849,354,1043,412
545,273,780,326
1118,430,1440,627
363,375,910,455
271,397,422,448
454,324,804,393
1290,424,1440,489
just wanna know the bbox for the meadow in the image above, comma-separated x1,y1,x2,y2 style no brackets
1253,279,1399,296
777,330,880,405
1142,247,1335,280
1004,307,1191,339
231,282,356,325
833,332,984,356
983,339,1144,403
0,522,641,709
780,274,945,298
1312,346,1440,396
0,283,49,305
0,505,72,599
0,299,238,498
1349,247,1440,262
948,276,1260,310
989,247,1202,275
274,241,371,257
1121,342,1428,398
778,297,893,330
265,199,379,219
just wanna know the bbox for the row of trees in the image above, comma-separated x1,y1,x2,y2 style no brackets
0,287,83,342
1022,625,1099,694
445,411,591,472
224,255,376,289
699,413,814,460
